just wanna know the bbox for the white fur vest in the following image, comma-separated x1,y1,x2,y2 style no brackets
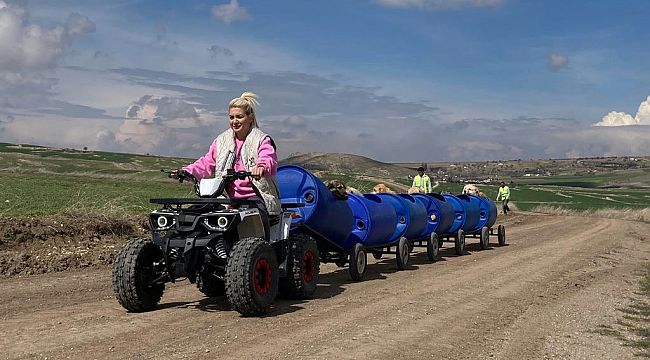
213,127,281,215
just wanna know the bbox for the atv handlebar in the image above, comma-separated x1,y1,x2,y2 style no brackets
161,168,198,184
161,168,255,183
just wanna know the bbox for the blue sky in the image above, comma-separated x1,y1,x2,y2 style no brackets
0,0,648,162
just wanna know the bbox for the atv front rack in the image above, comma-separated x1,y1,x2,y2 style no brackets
150,197,260,205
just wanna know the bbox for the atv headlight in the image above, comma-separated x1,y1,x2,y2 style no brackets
150,214,175,231
203,215,232,231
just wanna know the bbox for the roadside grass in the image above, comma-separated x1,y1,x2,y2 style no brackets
530,205,650,223
591,265,650,357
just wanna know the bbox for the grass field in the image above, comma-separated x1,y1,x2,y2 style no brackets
1,143,648,216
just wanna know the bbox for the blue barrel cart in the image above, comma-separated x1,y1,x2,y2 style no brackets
279,166,402,281
464,194,507,248
438,193,505,254
436,194,477,255
276,165,356,272
407,193,455,261
363,193,427,271
277,166,429,281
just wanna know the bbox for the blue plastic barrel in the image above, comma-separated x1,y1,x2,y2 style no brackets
413,193,454,236
396,194,427,240
466,194,497,232
276,165,353,250
456,194,480,232
346,193,397,248
442,194,466,234
375,193,409,243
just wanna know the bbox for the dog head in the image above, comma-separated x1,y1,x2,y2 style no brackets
372,183,394,194
407,187,421,194
325,179,349,200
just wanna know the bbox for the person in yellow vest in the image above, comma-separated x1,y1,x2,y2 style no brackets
412,166,432,193
496,181,511,215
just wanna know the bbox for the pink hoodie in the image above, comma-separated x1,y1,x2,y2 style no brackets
183,136,277,199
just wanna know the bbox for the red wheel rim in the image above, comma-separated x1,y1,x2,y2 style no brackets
302,250,315,282
253,258,272,295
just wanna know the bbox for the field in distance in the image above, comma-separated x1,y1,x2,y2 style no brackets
0,144,648,216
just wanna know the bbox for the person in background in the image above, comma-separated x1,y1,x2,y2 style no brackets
172,91,280,240
412,166,432,194
496,181,511,215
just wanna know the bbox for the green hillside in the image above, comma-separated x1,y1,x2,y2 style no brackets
0,143,648,216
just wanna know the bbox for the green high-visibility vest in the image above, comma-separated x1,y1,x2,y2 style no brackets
497,186,510,201
412,175,431,193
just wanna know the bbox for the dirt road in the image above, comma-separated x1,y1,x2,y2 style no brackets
1,213,648,360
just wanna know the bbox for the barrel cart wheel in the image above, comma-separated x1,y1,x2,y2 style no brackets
372,250,383,260
480,226,490,250
454,229,465,256
349,243,367,281
498,224,506,246
396,237,410,270
427,232,439,261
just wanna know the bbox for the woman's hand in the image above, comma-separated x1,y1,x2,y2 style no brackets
251,164,265,179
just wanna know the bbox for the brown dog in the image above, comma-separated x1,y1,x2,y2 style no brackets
407,186,421,194
325,179,351,200
462,184,480,196
372,183,395,194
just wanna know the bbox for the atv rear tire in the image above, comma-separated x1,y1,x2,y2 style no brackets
225,237,279,316
280,234,320,299
197,273,226,297
112,238,165,312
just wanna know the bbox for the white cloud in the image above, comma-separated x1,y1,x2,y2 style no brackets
0,2,94,72
211,0,251,25
115,95,221,155
593,96,650,126
374,0,503,9
548,52,568,72
595,111,637,126
0,1,95,112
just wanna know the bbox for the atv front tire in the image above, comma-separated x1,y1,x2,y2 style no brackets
112,238,165,312
226,237,279,316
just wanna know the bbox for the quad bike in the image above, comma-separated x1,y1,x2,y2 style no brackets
112,165,320,316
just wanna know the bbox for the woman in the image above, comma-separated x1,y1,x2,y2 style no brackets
173,92,280,240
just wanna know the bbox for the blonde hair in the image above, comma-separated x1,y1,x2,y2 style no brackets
229,91,260,128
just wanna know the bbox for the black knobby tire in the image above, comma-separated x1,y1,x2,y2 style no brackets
427,232,439,261
454,229,465,256
498,224,506,246
372,251,383,260
197,273,226,297
225,237,279,316
396,237,410,270
480,226,490,250
349,243,367,281
279,234,320,299
112,238,165,312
